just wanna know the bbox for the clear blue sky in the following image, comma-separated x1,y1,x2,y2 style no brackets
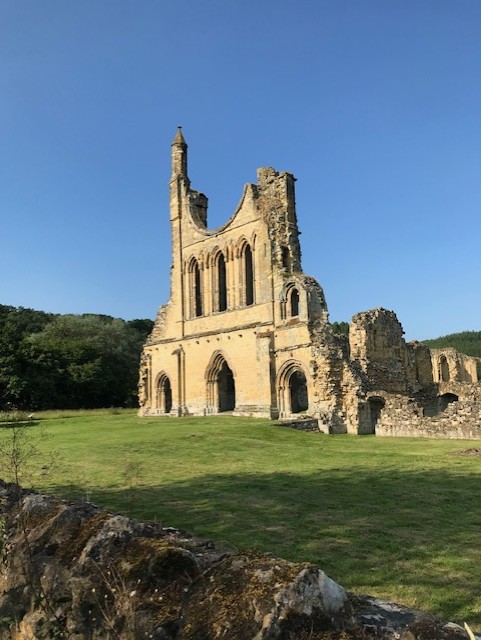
2,1,480,340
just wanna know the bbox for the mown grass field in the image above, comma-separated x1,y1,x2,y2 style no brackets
2,410,481,629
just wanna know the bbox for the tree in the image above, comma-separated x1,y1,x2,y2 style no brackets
330,321,350,336
0,306,154,410
0,306,54,409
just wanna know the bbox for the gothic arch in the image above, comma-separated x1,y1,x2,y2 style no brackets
187,256,203,317
205,351,236,413
237,239,255,307
280,282,302,320
155,372,172,414
277,360,310,418
211,249,228,312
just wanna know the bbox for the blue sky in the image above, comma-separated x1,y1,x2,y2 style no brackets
1,0,480,340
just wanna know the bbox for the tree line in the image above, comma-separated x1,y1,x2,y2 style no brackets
0,305,153,411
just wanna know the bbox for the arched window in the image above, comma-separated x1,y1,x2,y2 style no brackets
440,356,450,382
243,244,254,306
188,259,203,317
290,288,299,317
217,253,227,312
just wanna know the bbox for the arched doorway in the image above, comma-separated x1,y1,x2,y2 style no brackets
218,360,236,411
367,396,385,433
205,353,236,414
156,373,172,414
289,370,308,413
277,362,310,418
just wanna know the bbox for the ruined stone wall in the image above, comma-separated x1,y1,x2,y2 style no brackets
437,380,481,402
349,309,417,394
431,348,479,384
409,341,434,387
373,393,481,439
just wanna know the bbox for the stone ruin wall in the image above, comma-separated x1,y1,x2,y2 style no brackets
346,308,481,439
349,309,418,395
431,347,479,384
375,394,481,440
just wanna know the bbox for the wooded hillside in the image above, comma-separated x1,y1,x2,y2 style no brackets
422,330,481,359
0,305,153,411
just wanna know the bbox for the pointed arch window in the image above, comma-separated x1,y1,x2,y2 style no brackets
217,253,227,312
243,243,254,306
194,261,202,316
188,258,203,317
290,288,300,317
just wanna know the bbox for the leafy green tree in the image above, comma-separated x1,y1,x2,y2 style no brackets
25,315,143,409
330,321,350,336
0,306,154,410
0,306,54,408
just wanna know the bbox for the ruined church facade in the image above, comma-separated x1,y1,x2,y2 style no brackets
139,130,481,437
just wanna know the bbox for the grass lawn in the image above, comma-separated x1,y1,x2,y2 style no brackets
2,410,481,629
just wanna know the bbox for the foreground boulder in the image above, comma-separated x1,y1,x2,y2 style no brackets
0,480,472,639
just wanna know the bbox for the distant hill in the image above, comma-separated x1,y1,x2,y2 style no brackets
422,331,481,358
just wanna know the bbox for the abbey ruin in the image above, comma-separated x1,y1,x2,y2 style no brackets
138,129,481,438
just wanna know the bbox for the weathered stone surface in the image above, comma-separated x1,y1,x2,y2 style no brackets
0,481,475,639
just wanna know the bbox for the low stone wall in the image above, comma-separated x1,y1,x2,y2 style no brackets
276,417,322,433
0,481,472,639
376,398,481,440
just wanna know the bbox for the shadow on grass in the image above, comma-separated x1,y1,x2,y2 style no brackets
50,466,481,624
0,420,40,428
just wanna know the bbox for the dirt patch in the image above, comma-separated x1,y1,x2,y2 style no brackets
452,448,481,456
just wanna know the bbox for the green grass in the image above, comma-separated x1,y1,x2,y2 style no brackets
2,411,481,628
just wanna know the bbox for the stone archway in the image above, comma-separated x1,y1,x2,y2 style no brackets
437,392,458,413
156,373,172,414
277,362,310,418
206,353,236,413
289,370,308,413
218,360,236,411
